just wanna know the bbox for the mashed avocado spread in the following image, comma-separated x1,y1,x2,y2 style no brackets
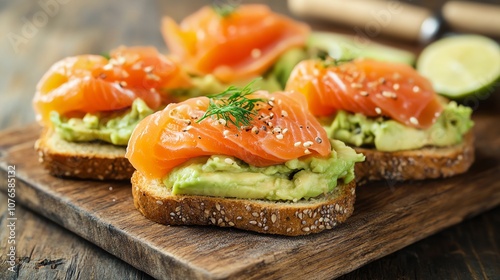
326,102,473,152
51,99,154,146
163,140,364,201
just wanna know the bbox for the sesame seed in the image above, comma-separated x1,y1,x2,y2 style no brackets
147,73,160,81
375,107,382,115
303,141,313,147
251,48,261,58
252,212,259,217
382,91,397,99
249,220,257,225
302,227,311,232
116,56,126,65
359,91,369,97
282,128,288,134
144,66,154,73
392,83,400,90
251,126,259,134
351,83,363,89
103,63,113,70
409,117,419,125
109,187,113,191
132,62,143,70
281,110,288,117
294,141,302,147
271,214,277,223
304,149,311,154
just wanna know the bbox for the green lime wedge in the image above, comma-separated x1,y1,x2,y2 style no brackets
417,35,500,99
307,32,416,65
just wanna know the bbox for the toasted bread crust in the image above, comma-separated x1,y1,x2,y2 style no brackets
354,131,475,184
35,129,134,180
132,171,356,236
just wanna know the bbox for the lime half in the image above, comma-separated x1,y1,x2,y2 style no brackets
417,35,500,99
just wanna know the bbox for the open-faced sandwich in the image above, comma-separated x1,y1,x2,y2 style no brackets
33,46,192,180
285,59,474,183
126,84,364,235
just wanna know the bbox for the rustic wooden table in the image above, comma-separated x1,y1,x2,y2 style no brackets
0,0,498,279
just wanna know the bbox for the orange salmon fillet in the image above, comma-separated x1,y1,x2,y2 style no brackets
162,4,310,83
126,90,331,179
33,46,191,125
286,59,443,129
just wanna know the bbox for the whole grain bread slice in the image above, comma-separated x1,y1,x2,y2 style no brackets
132,171,357,236
35,129,134,180
354,130,475,184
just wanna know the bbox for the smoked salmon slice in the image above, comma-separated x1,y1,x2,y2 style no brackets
161,4,310,83
33,46,191,125
126,89,331,179
285,59,443,129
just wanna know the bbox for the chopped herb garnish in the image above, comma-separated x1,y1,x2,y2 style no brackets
197,80,265,129
212,1,239,17
101,52,110,60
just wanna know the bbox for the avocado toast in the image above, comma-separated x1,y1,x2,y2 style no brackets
126,85,364,235
285,59,474,183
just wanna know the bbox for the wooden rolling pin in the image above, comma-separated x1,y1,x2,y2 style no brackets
442,1,500,38
288,0,440,43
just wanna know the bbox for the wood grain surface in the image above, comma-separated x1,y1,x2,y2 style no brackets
0,101,498,279
1,0,499,279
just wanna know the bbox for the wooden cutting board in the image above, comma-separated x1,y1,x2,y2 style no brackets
1,105,499,279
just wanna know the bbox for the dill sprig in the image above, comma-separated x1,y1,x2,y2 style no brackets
197,81,265,129
212,1,239,17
